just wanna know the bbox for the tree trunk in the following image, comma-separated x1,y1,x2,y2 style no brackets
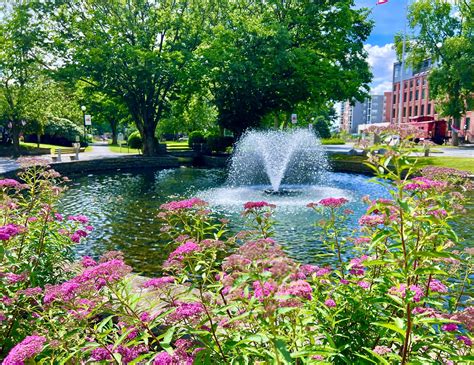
11,123,21,157
110,119,118,145
451,118,460,146
142,123,158,156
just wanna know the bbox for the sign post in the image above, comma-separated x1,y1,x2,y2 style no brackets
291,114,297,125
117,133,124,153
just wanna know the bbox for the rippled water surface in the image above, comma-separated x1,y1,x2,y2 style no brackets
60,168,472,276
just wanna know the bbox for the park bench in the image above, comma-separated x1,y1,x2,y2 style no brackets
51,146,85,162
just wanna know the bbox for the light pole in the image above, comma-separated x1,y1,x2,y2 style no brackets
81,105,87,139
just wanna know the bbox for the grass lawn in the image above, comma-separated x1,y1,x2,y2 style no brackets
20,142,92,152
108,144,140,154
415,156,474,173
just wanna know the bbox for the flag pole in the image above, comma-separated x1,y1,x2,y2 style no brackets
397,0,409,126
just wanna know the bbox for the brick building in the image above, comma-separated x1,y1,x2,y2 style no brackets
386,60,473,142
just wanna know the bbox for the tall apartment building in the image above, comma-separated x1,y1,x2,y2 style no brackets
339,95,384,134
388,60,473,142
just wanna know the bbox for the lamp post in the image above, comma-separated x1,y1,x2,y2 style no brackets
81,105,87,139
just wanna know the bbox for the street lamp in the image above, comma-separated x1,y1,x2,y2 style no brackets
81,105,87,139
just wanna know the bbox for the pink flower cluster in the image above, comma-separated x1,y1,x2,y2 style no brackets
3,335,46,365
67,215,89,224
358,214,385,227
153,339,200,365
167,241,201,262
318,197,349,209
243,201,276,210
168,302,204,322
90,344,147,364
428,279,448,293
253,281,277,300
0,224,24,241
389,284,424,302
349,255,368,276
373,346,391,355
405,177,447,191
143,276,175,289
44,258,132,304
160,198,207,211
0,179,23,189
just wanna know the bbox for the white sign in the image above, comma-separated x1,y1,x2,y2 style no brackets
118,133,124,143
84,115,92,126
291,114,297,124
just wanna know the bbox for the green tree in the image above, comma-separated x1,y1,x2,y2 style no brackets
52,0,216,155
203,0,373,135
403,0,474,145
0,2,46,155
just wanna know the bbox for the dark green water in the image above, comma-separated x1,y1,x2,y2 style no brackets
59,168,473,276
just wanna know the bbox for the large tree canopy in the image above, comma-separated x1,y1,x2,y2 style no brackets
202,0,373,135
52,0,217,155
402,0,474,145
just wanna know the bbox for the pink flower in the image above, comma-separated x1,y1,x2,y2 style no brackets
153,351,173,365
279,280,313,300
67,215,89,224
427,209,448,219
324,299,336,307
54,213,63,221
405,177,447,191
3,335,46,365
0,179,24,189
18,287,42,297
81,256,97,268
0,224,24,241
318,197,349,208
253,281,277,300
457,336,472,346
143,276,175,289
169,302,204,322
429,279,448,293
168,241,201,261
312,355,324,360
4,273,26,284
353,237,371,246
389,284,424,302
357,281,370,290
340,279,350,285
373,346,391,355
243,201,276,210
90,347,112,361
359,215,385,227
160,198,207,211
349,255,368,276
85,225,94,231
441,323,458,332
315,267,331,277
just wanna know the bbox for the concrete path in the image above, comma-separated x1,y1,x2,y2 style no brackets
0,158,19,175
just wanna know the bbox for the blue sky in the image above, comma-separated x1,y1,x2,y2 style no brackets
355,0,407,94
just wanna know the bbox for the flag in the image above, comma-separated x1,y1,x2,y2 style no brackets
376,0,389,4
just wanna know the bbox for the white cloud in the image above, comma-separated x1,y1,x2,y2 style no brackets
364,43,396,95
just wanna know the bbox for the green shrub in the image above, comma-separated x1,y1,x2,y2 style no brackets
42,117,83,146
321,138,345,145
206,134,234,153
188,130,206,147
127,131,142,150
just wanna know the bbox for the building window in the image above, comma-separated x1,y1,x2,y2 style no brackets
393,84,397,91
414,106,418,116
416,78,421,86
427,104,431,114
409,106,412,116
466,117,471,129
403,108,406,117
410,80,413,87
422,89,425,99
423,78,427,86
392,108,396,118
393,94,396,103
421,104,424,115
404,82,408,89
404,92,407,102
409,91,413,101
415,90,419,100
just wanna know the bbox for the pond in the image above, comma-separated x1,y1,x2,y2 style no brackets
60,168,472,276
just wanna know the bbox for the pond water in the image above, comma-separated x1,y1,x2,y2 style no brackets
60,168,472,276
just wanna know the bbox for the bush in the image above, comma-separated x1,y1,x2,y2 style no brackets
314,118,331,139
188,130,206,147
1,136,473,364
39,117,83,146
205,134,234,153
127,131,142,150
321,137,345,145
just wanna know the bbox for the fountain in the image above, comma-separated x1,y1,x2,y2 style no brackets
228,129,329,192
